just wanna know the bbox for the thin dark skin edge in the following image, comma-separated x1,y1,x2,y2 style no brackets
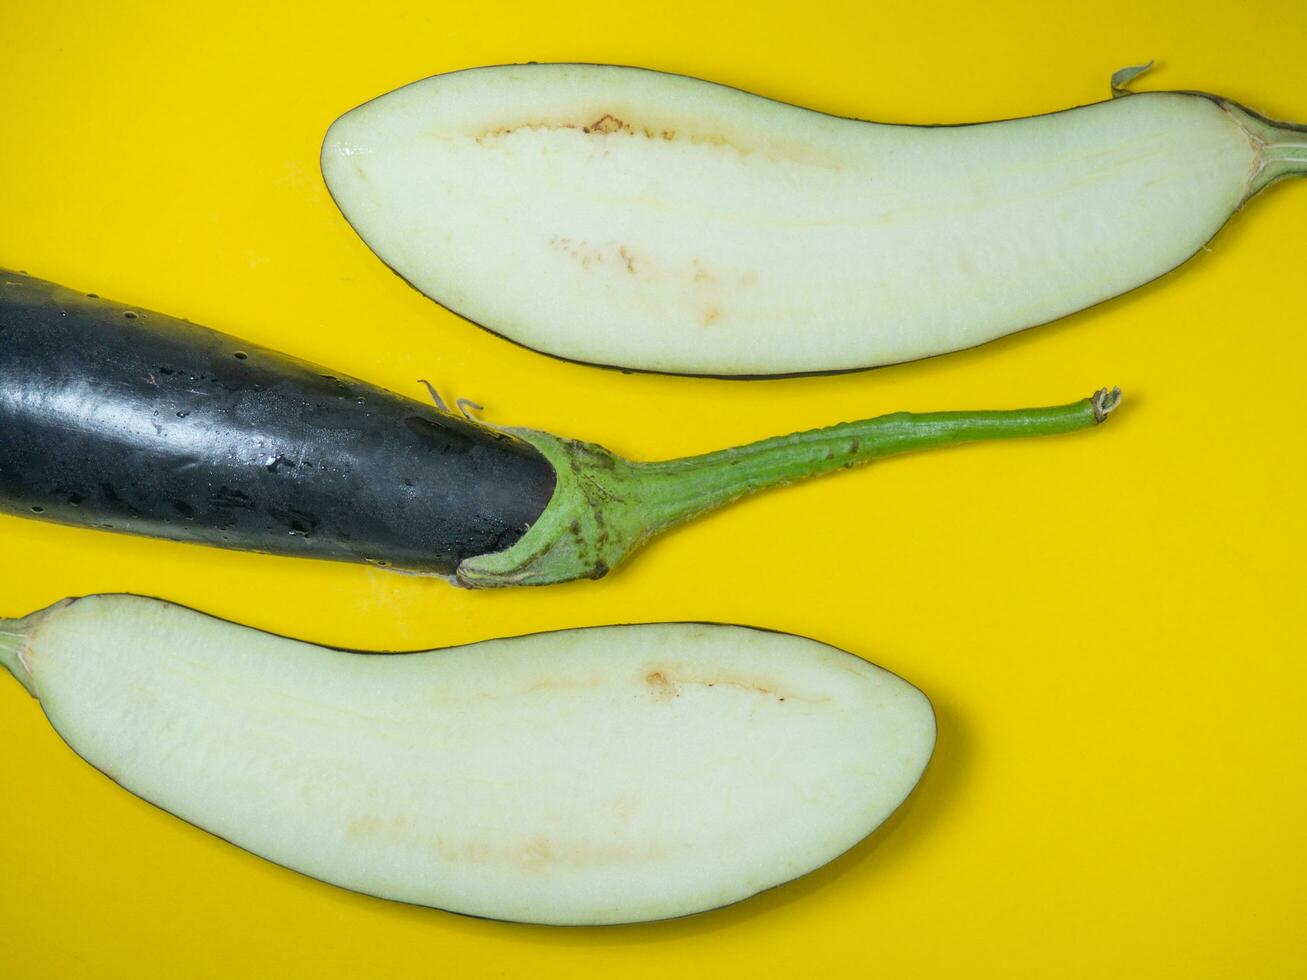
321,63,1303,380
6,592,934,927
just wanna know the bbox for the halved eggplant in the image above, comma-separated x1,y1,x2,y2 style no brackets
321,62,1306,376
0,593,936,924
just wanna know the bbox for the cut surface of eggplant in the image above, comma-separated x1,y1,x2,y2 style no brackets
0,594,936,924
322,63,1306,376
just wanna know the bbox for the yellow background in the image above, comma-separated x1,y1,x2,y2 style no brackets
2,1,1305,976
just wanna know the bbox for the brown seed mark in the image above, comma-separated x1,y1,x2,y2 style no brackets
584,114,628,135
645,670,677,701
646,669,829,704
468,120,838,168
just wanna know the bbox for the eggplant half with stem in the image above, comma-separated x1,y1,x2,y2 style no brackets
0,593,936,924
322,61,1306,376
0,271,1121,586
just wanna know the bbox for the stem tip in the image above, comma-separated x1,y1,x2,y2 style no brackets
1092,387,1123,423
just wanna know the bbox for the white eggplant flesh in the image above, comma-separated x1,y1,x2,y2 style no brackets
322,63,1306,376
0,595,935,925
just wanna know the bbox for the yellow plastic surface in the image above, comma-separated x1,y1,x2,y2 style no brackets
2,2,1304,975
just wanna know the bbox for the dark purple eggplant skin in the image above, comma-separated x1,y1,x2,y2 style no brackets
0,271,556,573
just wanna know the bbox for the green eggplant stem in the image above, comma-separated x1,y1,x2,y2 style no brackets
1258,131,1307,189
1237,108,1307,196
455,387,1122,588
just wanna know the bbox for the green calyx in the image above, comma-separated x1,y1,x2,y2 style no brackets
456,431,651,588
456,388,1122,589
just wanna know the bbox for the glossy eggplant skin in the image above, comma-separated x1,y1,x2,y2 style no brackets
0,272,556,573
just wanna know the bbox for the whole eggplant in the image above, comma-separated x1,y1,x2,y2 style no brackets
0,271,1121,587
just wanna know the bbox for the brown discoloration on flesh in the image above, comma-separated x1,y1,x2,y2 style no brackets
479,114,679,142
549,237,644,278
700,307,723,326
431,835,494,866
645,670,676,701
584,114,628,135
476,113,677,147
344,813,409,841
475,117,670,143
431,831,669,873
347,815,385,838
644,666,827,704
523,670,608,694
468,114,844,170
474,122,579,145
549,236,601,268
520,835,554,872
